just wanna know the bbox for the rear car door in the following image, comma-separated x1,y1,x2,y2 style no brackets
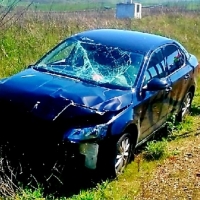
163,44,194,114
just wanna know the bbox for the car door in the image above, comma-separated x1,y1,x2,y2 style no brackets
136,48,171,140
163,44,193,114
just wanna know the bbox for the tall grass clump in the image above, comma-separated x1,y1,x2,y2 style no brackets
143,140,168,161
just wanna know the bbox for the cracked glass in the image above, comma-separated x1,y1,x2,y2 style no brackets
35,37,144,89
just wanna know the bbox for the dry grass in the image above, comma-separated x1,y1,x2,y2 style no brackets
0,8,200,199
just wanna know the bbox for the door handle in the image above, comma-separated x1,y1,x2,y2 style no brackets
184,74,190,80
165,86,172,98
165,86,172,93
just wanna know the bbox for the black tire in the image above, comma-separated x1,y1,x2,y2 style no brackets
114,133,134,175
96,133,135,179
177,91,193,122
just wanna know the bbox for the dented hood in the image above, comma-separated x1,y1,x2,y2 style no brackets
0,68,133,120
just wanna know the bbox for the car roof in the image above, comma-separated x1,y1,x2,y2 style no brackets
75,29,173,55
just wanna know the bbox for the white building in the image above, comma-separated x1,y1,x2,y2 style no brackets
116,2,142,19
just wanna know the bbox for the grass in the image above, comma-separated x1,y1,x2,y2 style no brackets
0,9,200,200
1,0,200,12
26,2,115,12
0,1,115,11
143,140,168,161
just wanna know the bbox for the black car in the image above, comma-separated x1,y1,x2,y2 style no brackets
0,29,198,179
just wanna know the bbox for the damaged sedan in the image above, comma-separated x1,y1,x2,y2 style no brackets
0,29,198,180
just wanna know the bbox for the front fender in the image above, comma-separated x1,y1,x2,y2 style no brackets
109,106,136,136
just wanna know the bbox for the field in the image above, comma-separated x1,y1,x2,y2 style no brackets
0,7,200,200
1,0,116,11
1,0,200,11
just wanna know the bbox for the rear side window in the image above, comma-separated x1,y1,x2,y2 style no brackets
144,48,166,85
176,42,190,60
164,45,185,74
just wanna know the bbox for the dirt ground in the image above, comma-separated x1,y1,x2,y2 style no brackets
135,133,200,200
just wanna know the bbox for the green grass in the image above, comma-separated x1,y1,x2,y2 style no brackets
25,2,115,12
143,140,168,161
163,1,200,9
1,0,200,12
0,11,200,200
0,1,116,11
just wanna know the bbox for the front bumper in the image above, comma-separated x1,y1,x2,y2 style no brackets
0,98,111,182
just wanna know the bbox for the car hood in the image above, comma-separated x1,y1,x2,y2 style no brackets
0,68,133,121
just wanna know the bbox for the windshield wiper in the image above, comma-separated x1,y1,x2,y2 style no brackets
34,65,81,81
33,66,50,73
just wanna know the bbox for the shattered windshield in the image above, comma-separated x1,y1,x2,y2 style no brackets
35,37,144,89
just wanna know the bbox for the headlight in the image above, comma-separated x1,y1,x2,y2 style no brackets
66,124,108,141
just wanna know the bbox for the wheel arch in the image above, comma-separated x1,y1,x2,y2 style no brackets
123,123,139,147
188,85,195,96
179,84,195,112
177,85,195,122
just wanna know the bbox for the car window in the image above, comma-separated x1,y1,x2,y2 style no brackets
176,42,190,60
164,44,185,74
144,48,166,85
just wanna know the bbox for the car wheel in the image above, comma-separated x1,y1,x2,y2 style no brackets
177,91,193,122
115,133,133,175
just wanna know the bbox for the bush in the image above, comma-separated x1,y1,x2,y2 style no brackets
143,140,168,161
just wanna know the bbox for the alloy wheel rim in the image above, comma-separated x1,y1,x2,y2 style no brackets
115,137,130,174
182,93,192,117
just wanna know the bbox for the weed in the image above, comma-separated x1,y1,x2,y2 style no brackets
15,187,44,200
166,114,177,133
170,148,181,156
143,140,168,161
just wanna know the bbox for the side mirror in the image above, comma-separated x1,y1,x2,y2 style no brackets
27,65,34,69
145,78,169,91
